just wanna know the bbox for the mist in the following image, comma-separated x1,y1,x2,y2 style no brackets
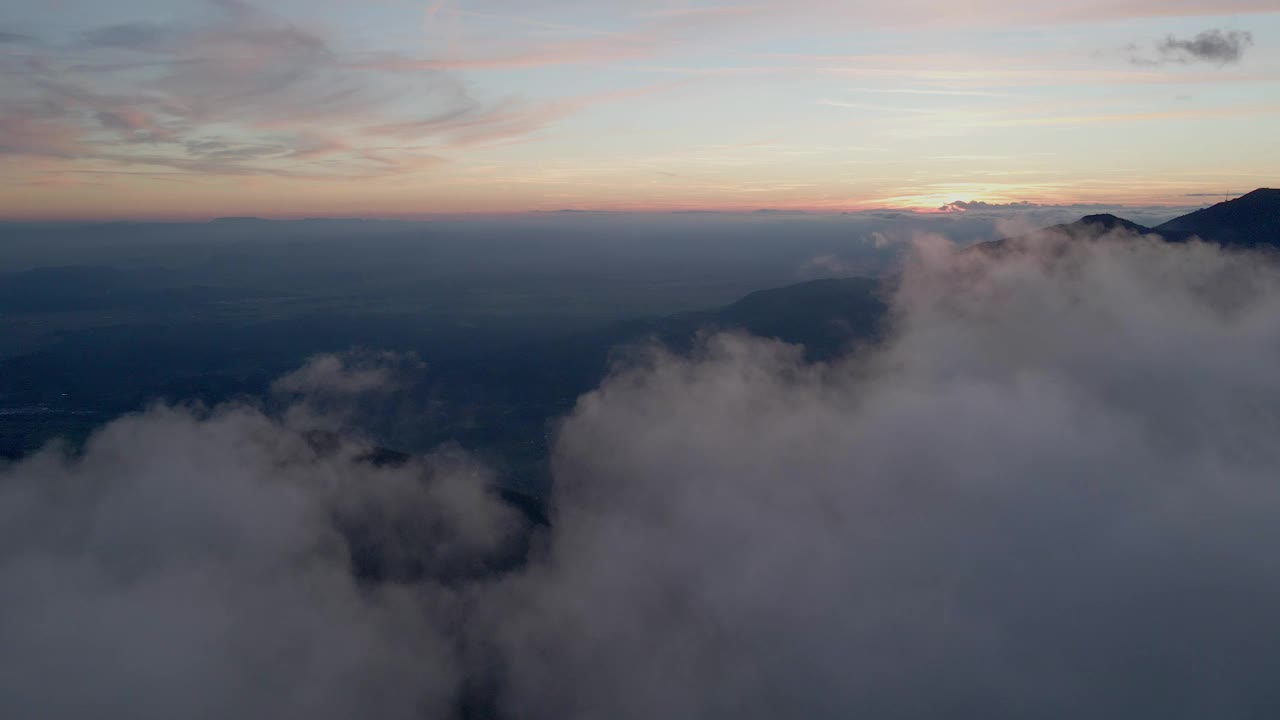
498,231,1280,718
5,231,1280,718
0,359,531,719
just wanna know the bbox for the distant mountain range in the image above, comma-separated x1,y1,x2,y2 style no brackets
461,187,1276,491
976,188,1278,254
658,188,1278,355
606,276,888,362
1156,188,1280,247
518,188,1280,382
0,188,1274,492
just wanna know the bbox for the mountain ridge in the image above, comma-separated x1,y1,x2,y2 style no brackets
969,187,1277,254
1155,188,1280,247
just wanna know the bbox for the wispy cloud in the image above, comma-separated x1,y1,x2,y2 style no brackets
0,30,37,45
365,81,685,150
844,86,1014,97
359,36,655,71
0,1,643,180
0,111,86,158
819,100,939,113
1128,29,1256,66
3,0,1278,213
365,3,769,71
378,1,1277,72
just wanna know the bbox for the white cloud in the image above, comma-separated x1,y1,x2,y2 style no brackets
6,232,1280,717
272,350,423,397
493,232,1280,718
0,399,526,719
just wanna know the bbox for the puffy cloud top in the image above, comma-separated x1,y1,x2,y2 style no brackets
5,232,1280,718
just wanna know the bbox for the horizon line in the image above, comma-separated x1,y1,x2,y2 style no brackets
0,200,1232,225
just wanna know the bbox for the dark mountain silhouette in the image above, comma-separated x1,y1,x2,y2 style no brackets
1156,188,1280,248
739,190,1273,360
970,188,1280,253
632,276,889,362
1056,214,1156,236
502,276,888,401
712,189,1276,376
987,189,1280,251
970,213,1168,256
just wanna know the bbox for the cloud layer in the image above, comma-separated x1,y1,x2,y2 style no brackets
495,232,1280,718
0,362,531,719
0,1,603,180
5,233,1280,717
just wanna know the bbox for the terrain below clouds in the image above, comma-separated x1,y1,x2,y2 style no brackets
5,225,1280,718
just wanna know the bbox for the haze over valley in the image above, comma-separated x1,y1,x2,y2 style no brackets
2,1,1280,718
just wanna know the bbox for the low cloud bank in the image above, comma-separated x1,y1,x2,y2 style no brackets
5,233,1280,718
0,368,529,720
933,199,1199,231
501,231,1280,718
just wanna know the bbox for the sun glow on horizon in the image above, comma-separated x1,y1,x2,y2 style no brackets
0,1,1277,219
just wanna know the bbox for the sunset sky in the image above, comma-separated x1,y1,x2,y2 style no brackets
1,0,1277,219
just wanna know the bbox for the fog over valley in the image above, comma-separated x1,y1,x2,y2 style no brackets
3,0,1280,714
3,193,1280,717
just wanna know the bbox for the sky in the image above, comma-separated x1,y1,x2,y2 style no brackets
0,0,1277,219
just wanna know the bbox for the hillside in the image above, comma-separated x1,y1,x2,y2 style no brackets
628,276,889,362
968,188,1280,255
1156,188,1280,248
